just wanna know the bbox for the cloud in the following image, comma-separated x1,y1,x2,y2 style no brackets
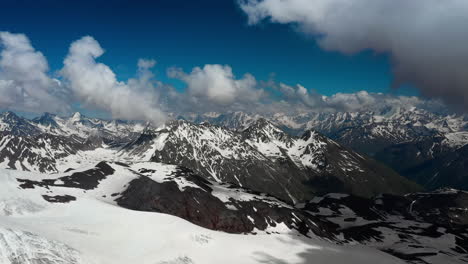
161,61,447,116
137,58,156,69
168,64,263,105
164,64,266,114
251,80,446,115
239,0,468,110
0,32,70,113
163,65,444,116
61,36,165,125
0,31,453,122
277,83,324,108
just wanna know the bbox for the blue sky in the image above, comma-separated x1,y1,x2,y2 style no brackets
0,0,417,98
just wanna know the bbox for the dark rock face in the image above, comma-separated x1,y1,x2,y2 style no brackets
375,136,449,174
298,131,421,198
302,190,468,263
377,140,468,191
32,112,59,128
405,189,468,226
408,145,468,191
42,194,77,203
321,122,437,156
18,161,115,190
116,166,331,238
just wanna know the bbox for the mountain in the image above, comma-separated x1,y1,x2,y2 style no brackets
181,108,468,191
32,111,145,145
122,118,420,203
0,110,467,263
302,189,468,263
183,111,261,131
374,132,468,190
0,111,146,173
0,110,453,195
0,161,465,263
300,108,461,155
0,111,42,136
180,108,468,155
0,111,419,201
404,145,468,190
0,112,95,173
0,162,408,264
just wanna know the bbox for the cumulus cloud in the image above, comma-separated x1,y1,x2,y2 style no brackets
168,64,263,105
239,0,468,110
61,36,165,125
277,83,325,108
0,32,70,113
164,64,267,113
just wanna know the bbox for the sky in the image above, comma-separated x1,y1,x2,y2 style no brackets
0,0,403,95
0,0,467,122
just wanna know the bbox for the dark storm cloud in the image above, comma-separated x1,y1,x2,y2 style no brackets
240,0,468,110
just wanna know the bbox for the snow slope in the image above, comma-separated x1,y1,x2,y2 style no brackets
0,167,403,264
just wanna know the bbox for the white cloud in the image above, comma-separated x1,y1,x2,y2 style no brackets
0,32,70,113
61,36,165,125
278,83,324,108
254,80,445,115
0,31,453,121
163,65,443,116
137,58,156,69
168,64,263,105
239,0,468,110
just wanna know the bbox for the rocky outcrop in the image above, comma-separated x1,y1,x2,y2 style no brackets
116,166,331,237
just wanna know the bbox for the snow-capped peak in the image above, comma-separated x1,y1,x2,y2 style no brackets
70,112,82,123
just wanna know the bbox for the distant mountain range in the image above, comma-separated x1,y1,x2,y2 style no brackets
2,107,468,192
0,111,144,173
180,108,468,191
0,111,418,202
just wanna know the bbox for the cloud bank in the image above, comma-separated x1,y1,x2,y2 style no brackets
239,0,468,110
258,82,445,116
0,31,455,123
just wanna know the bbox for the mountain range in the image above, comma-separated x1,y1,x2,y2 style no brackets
180,108,468,191
0,111,419,201
0,109,467,263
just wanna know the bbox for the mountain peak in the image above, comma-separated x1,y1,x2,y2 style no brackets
33,112,58,127
242,118,287,143
71,112,82,122
1,111,20,120
0,111,41,136
248,118,279,130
